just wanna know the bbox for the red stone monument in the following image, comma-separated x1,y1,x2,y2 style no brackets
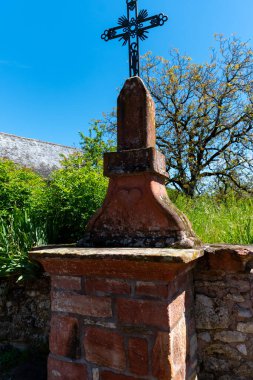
78,77,199,249
30,77,202,380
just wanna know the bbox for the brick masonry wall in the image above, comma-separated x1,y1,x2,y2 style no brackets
0,274,50,347
4,245,253,379
48,270,197,380
194,247,253,380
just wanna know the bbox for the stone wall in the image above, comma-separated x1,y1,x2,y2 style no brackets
1,245,253,379
194,245,253,380
0,274,50,348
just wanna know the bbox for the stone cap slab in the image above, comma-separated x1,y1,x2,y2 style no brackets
30,246,203,263
205,244,253,254
202,244,253,272
30,246,204,281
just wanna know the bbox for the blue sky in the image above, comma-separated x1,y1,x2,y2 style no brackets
0,0,253,147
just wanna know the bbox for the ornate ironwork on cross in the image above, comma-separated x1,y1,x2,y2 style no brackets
101,0,168,77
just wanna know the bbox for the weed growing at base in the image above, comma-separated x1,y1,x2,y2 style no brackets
0,209,46,280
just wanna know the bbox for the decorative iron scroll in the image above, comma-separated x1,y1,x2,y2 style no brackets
101,0,168,77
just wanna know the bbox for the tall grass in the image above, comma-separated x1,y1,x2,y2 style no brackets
171,191,253,244
0,209,47,280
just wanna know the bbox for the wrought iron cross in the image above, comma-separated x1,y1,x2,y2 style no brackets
101,0,168,77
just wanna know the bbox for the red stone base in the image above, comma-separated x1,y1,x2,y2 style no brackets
30,247,202,380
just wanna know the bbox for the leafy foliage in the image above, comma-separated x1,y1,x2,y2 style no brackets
44,155,108,243
0,159,46,214
35,123,112,243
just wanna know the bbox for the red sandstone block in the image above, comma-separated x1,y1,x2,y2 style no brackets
135,281,168,299
51,291,112,317
168,292,185,328
169,318,187,378
84,327,126,370
86,278,131,295
168,272,190,299
117,298,168,329
177,271,191,288
128,337,148,376
48,356,88,380
172,368,186,380
41,257,185,281
208,251,244,272
49,315,79,358
152,332,171,379
51,276,81,291
185,287,194,311
100,372,144,380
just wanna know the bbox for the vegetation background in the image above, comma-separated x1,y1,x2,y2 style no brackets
1,123,253,280
1,36,253,280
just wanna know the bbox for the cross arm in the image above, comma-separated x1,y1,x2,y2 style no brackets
101,25,126,42
138,13,168,29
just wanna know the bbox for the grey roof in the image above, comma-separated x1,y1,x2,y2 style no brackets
0,132,79,177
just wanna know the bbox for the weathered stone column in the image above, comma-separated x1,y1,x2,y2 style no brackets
30,77,202,380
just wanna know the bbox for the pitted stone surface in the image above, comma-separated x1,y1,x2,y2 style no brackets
117,77,156,151
0,275,50,346
104,147,168,178
195,245,253,380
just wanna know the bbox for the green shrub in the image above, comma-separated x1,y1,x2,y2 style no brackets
0,159,46,214
0,209,46,280
44,153,108,243
42,124,112,243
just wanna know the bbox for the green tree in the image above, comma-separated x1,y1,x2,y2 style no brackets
104,35,253,196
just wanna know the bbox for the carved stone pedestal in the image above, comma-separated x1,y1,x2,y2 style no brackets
30,246,203,380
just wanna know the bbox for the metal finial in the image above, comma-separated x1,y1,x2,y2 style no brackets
101,0,168,77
